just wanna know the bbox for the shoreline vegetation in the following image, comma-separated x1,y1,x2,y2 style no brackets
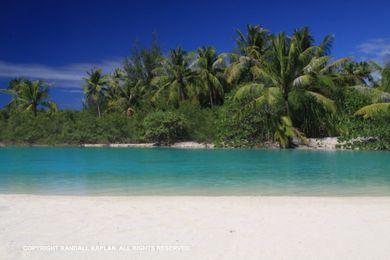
1,25,389,150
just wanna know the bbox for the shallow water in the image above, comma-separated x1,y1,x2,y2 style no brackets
0,147,389,196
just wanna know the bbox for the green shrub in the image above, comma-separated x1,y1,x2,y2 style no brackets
143,111,187,145
289,91,339,138
0,110,143,145
338,107,390,150
177,102,218,143
336,87,372,116
215,97,273,147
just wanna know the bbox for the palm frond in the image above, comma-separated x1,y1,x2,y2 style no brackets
305,90,337,113
318,34,334,55
0,88,17,96
293,75,311,87
304,56,330,74
234,83,264,99
255,87,281,106
354,103,390,119
321,57,351,73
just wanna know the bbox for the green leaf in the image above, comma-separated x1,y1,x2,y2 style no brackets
293,75,311,87
234,83,264,99
305,90,336,113
354,103,390,119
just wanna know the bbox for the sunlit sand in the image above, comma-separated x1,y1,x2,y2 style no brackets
1,195,390,259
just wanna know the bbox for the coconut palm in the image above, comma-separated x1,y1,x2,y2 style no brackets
83,68,108,117
366,61,390,92
151,47,197,106
258,32,343,115
105,68,126,102
235,30,349,147
193,46,226,107
293,27,334,57
226,24,270,84
0,79,53,116
339,61,377,86
351,63,390,118
106,68,144,116
236,24,270,58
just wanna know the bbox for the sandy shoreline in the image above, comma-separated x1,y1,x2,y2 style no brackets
0,137,343,150
1,195,390,259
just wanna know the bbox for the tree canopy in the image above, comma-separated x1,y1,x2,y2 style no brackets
1,24,389,149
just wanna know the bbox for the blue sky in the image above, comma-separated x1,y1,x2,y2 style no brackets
1,0,389,109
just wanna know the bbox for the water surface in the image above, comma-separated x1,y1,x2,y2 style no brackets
0,147,389,196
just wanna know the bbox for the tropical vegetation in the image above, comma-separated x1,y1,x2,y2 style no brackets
1,25,389,150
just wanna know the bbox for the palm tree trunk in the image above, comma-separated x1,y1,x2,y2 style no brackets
284,99,290,117
283,92,293,148
179,88,183,101
97,103,101,118
33,102,37,117
283,88,291,117
209,86,214,107
178,86,186,101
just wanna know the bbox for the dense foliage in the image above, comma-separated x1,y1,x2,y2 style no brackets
1,24,389,149
143,111,188,145
338,108,390,150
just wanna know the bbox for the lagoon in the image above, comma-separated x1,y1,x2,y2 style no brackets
0,147,389,196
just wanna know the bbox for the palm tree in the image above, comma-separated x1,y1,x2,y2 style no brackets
0,79,53,116
236,24,270,58
366,61,390,92
352,62,390,118
293,27,334,57
151,47,197,106
106,68,144,116
83,68,108,117
193,46,225,107
261,32,344,115
339,61,377,86
235,30,349,147
226,24,270,84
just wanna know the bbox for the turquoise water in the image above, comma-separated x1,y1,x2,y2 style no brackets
0,147,389,196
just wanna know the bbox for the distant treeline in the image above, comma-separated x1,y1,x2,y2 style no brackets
1,25,390,149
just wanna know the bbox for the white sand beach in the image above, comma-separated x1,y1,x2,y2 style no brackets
1,195,390,260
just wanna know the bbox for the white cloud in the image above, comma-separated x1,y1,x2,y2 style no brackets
356,38,390,63
0,59,122,89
